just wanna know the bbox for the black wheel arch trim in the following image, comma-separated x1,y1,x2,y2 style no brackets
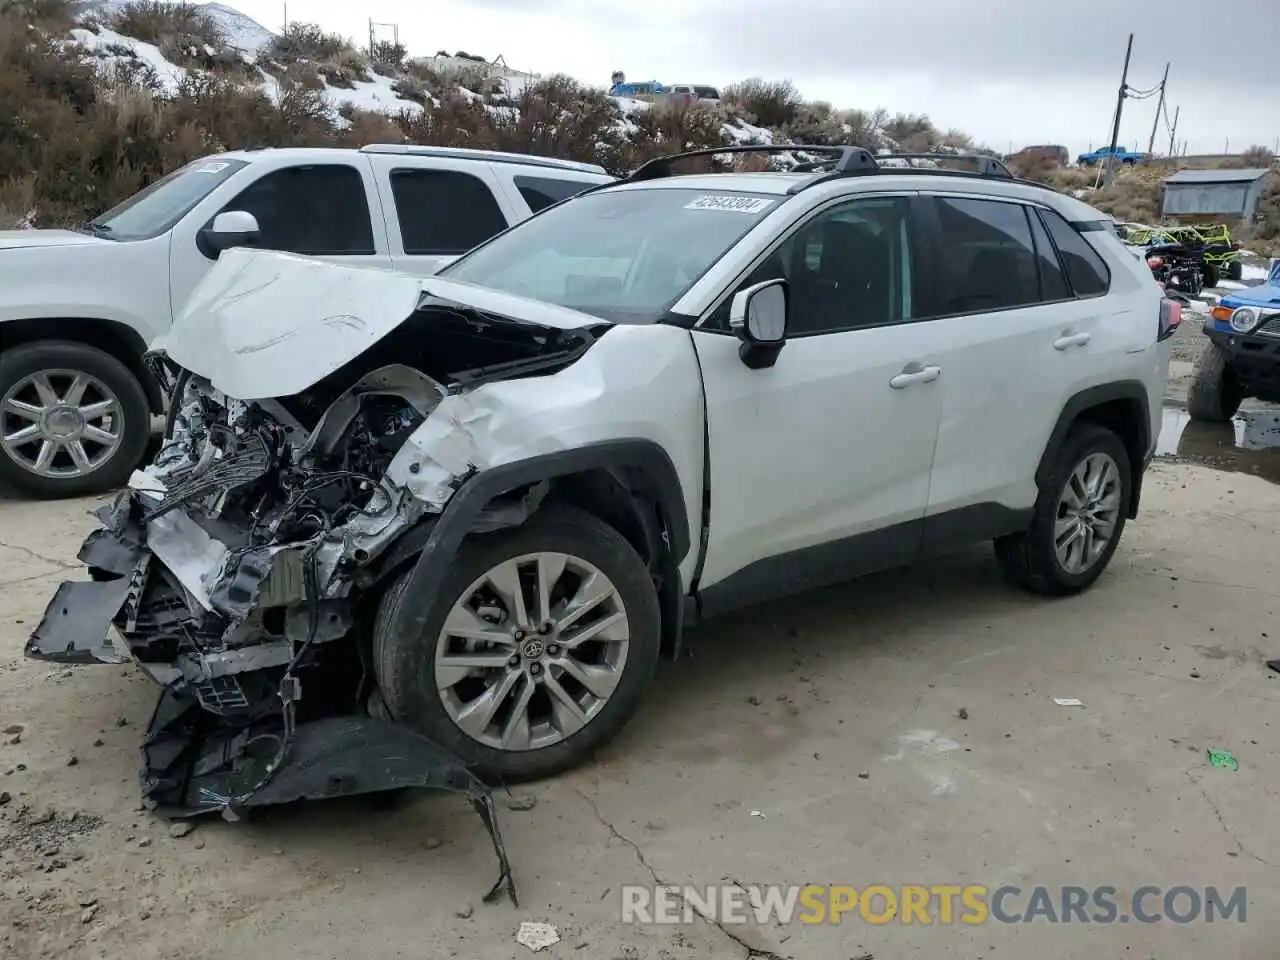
1035,380,1152,518
383,439,692,658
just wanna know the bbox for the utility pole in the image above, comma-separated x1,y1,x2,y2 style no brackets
1104,33,1135,184
1167,106,1180,157
1146,61,1169,156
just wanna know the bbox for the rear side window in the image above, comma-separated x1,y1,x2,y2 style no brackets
221,164,374,255
390,169,509,255
1037,208,1112,297
1026,208,1071,301
514,175,598,214
933,197,1041,312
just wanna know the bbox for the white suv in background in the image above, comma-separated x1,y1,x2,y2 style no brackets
0,145,612,499
29,146,1179,809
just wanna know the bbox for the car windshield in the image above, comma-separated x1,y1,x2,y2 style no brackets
439,187,779,323
86,158,249,241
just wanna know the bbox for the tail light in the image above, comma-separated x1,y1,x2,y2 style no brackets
1158,298,1182,342
1147,256,1164,268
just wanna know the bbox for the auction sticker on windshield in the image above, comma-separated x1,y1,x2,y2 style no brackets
684,195,775,214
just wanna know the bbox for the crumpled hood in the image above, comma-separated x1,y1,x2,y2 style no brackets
0,228,110,250
154,247,610,401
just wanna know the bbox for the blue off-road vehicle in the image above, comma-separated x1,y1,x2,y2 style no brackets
1189,259,1280,421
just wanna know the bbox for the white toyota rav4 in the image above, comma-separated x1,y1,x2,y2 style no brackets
28,147,1180,816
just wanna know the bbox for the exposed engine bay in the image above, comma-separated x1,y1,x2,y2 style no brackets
26,289,605,907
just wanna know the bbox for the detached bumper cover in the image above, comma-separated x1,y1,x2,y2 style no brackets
24,495,518,906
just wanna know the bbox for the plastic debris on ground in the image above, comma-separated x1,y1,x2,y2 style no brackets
1053,698,1085,707
1207,749,1239,771
516,921,561,952
750,809,767,819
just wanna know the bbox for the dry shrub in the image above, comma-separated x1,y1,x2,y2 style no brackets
883,112,936,152
0,173,37,228
1240,145,1275,168
267,21,351,64
1089,173,1162,224
722,77,802,129
490,76,621,163
109,0,240,73
337,106,405,146
370,40,406,74
617,99,729,172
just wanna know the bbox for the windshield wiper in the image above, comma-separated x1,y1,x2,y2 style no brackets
73,221,116,239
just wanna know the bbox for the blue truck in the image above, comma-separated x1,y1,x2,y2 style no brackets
1188,258,1280,421
1077,145,1148,166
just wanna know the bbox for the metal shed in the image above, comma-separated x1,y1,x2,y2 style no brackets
1161,168,1273,221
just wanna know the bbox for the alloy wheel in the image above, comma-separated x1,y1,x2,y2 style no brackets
0,369,124,479
1054,452,1122,575
434,551,631,751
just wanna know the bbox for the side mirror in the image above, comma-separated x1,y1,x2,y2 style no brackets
198,210,261,259
729,279,788,368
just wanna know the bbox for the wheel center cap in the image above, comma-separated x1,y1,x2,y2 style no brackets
520,638,545,659
42,405,84,440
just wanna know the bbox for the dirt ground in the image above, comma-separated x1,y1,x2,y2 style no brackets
2,443,1280,959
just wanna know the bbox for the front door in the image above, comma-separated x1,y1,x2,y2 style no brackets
691,194,945,613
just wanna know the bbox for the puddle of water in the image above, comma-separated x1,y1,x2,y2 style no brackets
1156,407,1280,484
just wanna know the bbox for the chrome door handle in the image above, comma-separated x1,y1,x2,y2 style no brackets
1054,332,1091,351
889,365,942,389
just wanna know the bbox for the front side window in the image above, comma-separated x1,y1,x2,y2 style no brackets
933,197,1042,313
391,169,509,255
219,164,374,256
707,196,915,335
440,188,777,324
88,158,249,241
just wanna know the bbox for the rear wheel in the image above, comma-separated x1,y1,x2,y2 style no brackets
373,504,662,783
1187,342,1242,423
1226,260,1243,282
995,424,1131,596
0,341,150,499
1202,263,1218,288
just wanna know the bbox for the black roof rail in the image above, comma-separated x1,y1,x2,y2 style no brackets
622,144,1057,198
626,144,878,182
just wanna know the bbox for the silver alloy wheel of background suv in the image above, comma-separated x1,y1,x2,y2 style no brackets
0,369,124,480
435,551,632,751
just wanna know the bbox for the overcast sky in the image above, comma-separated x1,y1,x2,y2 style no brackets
227,0,1279,157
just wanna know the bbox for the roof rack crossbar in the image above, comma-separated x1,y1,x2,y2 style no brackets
626,144,877,182
872,152,1014,178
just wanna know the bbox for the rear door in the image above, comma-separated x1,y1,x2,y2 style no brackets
916,194,1115,534
367,157,518,277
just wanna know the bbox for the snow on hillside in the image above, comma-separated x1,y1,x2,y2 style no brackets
66,2,784,147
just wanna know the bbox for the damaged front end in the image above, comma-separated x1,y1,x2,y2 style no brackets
26,257,608,905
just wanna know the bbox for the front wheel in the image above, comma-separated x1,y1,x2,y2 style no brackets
373,504,662,783
1186,342,1241,423
1202,263,1218,288
0,341,151,499
1226,260,1243,282
995,424,1131,596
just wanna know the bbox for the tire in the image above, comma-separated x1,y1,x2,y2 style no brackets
0,340,151,499
372,504,662,783
1226,260,1243,282
1201,263,1218,288
1186,342,1241,423
994,423,1131,597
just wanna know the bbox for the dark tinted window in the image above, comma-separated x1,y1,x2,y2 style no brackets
1038,207,1112,297
1026,207,1071,300
220,165,374,255
514,175,597,214
391,169,509,255
934,197,1040,312
708,196,915,335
